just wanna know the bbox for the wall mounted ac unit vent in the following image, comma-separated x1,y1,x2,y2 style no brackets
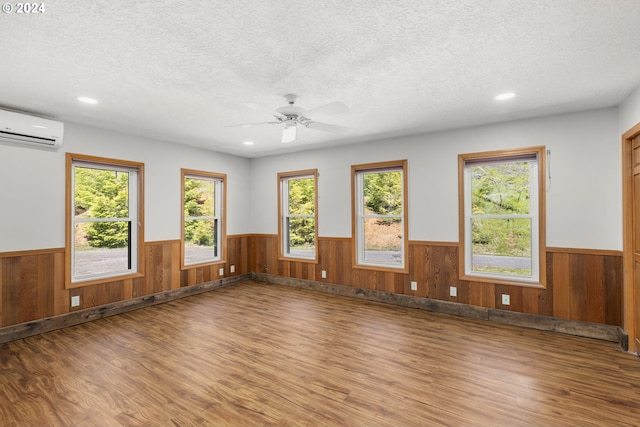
0,109,64,149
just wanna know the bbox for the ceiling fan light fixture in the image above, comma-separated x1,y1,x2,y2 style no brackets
281,125,297,143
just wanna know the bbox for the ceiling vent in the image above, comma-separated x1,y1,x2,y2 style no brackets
0,109,64,149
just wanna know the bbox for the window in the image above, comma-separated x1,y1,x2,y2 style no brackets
182,169,226,267
278,170,318,261
352,160,408,271
66,154,144,287
459,147,546,286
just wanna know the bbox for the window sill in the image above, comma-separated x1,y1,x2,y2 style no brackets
66,271,144,290
181,259,226,270
352,263,409,274
459,273,546,289
278,255,318,264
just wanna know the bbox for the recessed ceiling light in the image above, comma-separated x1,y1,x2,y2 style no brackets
32,125,47,129
495,92,515,101
243,141,254,146
77,96,98,104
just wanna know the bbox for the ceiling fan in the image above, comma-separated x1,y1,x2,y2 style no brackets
229,94,352,143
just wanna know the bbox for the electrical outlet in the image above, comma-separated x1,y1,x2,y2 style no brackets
219,267,224,276
410,281,417,291
501,294,510,305
450,286,457,297
230,265,235,273
71,295,80,307
321,270,327,279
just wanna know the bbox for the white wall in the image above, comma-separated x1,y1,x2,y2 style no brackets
251,107,622,250
0,122,252,252
619,83,640,134
1,107,623,253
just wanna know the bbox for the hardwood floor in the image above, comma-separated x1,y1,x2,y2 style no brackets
1,280,639,426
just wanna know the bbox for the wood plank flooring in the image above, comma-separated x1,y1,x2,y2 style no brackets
0,279,639,426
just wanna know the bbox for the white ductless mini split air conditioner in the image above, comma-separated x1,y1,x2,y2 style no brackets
0,109,64,149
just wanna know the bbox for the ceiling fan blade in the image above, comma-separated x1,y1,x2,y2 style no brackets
281,125,297,143
305,101,349,118
306,121,353,135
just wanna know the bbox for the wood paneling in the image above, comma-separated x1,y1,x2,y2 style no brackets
133,240,180,297
179,235,250,286
227,234,251,276
0,249,63,327
250,234,279,276
550,253,622,326
0,236,249,329
1,281,638,426
0,235,624,332
259,235,622,326
71,279,129,311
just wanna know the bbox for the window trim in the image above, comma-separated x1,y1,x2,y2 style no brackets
181,168,227,269
65,153,145,289
277,169,318,264
351,160,409,273
457,146,547,288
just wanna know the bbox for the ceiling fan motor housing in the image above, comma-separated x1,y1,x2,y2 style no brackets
283,93,298,105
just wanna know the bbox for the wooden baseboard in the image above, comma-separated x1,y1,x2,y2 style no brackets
0,274,251,345
489,309,626,348
252,272,626,349
252,272,489,320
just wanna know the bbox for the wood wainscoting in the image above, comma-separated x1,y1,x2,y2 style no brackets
0,248,66,327
0,235,251,329
250,235,623,327
1,234,624,345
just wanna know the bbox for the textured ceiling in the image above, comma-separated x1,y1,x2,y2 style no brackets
1,0,640,157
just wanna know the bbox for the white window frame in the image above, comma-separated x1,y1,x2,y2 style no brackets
352,161,408,271
70,160,140,284
278,170,318,262
182,172,224,266
459,147,546,286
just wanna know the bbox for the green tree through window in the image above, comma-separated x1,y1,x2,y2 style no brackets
471,162,532,264
353,161,407,270
182,171,224,266
279,171,317,260
184,177,215,246
460,148,544,285
287,177,315,247
69,156,141,284
75,167,130,248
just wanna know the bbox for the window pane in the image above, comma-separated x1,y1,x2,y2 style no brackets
75,167,129,219
184,178,215,217
471,218,532,276
363,171,402,215
471,162,530,215
287,217,315,257
184,219,217,264
74,222,130,278
363,217,402,265
288,177,314,215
